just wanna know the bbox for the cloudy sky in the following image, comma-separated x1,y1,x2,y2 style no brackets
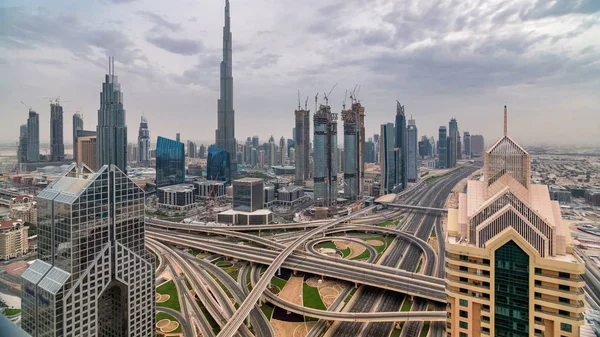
1,0,599,148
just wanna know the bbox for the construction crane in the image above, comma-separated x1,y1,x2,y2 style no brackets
297,90,301,110
323,83,338,106
21,101,32,111
342,89,348,110
355,85,362,103
304,96,309,111
314,93,319,113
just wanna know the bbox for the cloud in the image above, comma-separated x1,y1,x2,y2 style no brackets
137,11,181,32
146,35,204,55
520,0,600,20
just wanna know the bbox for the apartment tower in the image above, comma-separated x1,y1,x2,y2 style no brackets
445,106,585,337
313,104,338,206
50,101,65,162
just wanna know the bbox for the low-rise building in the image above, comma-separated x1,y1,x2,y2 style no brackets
549,185,572,204
0,219,29,260
9,195,37,225
277,185,306,206
585,190,600,206
157,184,197,211
264,186,276,207
217,209,273,225
195,180,227,200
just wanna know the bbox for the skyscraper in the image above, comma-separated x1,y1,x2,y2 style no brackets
342,104,360,199
26,108,40,163
406,117,418,182
279,137,286,165
364,138,375,163
215,0,237,172
207,145,232,184
156,136,185,188
471,134,485,158
395,102,407,190
355,102,366,196
50,101,65,162
373,133,380,164
251,136,259,149
313,104,338,206
77,135,97,170
199,144,207,158
448,117,458,168
445,106,584,337
463,131,471,158
21,164,155,337
97,57,127,172
72,113,84,163
138,116,150,166
18,124,28,164
268,136,276,166
438,126,447,168
294,106,310,185
380,123,396,194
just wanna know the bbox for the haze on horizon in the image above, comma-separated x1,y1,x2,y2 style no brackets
0,0,599,147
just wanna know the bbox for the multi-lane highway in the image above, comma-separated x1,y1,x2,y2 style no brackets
147,165,477,337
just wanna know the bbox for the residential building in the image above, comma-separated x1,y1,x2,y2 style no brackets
207,145,231,185
21,164,155,337
72,113,83,162
365,138,375,163
380,123,396,194
549,185,572,204
187,141,197,159
199,144,207,159
50,102,65,162
445,106,585,337
277,185,306,206
215,0,237,172
342,104,362,199
471,134,485,158
77,135,97,170
313,104,338,206
438,126,448,168
9,195,37,225
419,135,433,159
27,109,40,163
156,136,185,188
97,57,127,172
127,143,138,164
395,101,407,190
279,137,286,165
0,220,28,260
233,178,264,213
138,116,150,166
448,117,459,167
407,117,418,182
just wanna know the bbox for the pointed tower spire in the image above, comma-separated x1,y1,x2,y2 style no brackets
503,105,507,136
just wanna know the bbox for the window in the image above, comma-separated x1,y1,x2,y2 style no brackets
535,267,542,274
459,310,468,318
459,299,468,307
460,266,469,272
559,297,570,304
460,333,468,337
559,310,570,317
560,323,572,333
559,284,570,291
558,272,570,279
534,292,541,298
483,259,490,266
459,321,468,329
535,280,542,286
460,255,468,261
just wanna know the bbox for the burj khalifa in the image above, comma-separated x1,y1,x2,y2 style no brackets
215,0,237,172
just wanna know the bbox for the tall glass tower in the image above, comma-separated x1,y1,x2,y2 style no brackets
215,0,237,172
313,104,338,206
72,113,84,163
207,145,232,185
27,109,40,163
50,102,65,162
137,116,150,166
21,163,155,337
97,57,127,172
156,136,185,187
394,102,407,190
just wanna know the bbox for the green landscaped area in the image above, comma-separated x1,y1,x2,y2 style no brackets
156,280,181,311
416,259,423,273
261,303,274,319
420,321,430,337
362,236,396,254
302,283,327,310
351,248,371,260
378,216,404,227
271,276,287,290
401,298,413,311
196,299,220,333
155,311,182,333
2,308,21,316
390,327,402,337
315,241,352,257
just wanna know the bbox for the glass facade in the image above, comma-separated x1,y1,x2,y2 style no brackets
495,240,530,337
22,164,155,337
207,145,231,185
156,136,185,187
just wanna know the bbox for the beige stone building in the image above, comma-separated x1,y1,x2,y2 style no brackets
0,219,29,260
77,135,97,170
445,107,585,337
9,195,37,225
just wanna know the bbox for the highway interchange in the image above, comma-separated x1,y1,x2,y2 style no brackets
146,164,480,337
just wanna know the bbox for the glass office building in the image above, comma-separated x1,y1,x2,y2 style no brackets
207,145,231,185
156,136,185,188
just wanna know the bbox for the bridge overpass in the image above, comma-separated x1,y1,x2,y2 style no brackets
381,203,447,213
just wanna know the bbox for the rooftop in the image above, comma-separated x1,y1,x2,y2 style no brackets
234,177,264,184
0,219,24,229
219,209,272,216
158,183,195,192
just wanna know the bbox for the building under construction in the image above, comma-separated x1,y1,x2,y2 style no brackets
313,104,338,207
342,101,365,199
294,105,310,185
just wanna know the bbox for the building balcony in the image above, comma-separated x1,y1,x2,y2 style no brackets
534,295,585,309
446,277,490,290
535,284,584,296
446,287,490,303
446,265,490,281
534,308,584,322
534,271,584,285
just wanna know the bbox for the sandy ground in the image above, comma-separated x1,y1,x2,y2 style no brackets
365,239,384,247
334,240,366,259
156,294,170,303
278,276,304,306
306,277,346,308
271,319,317,337
3,260,29,276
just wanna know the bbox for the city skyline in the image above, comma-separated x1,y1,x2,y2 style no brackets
1,1,599,146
